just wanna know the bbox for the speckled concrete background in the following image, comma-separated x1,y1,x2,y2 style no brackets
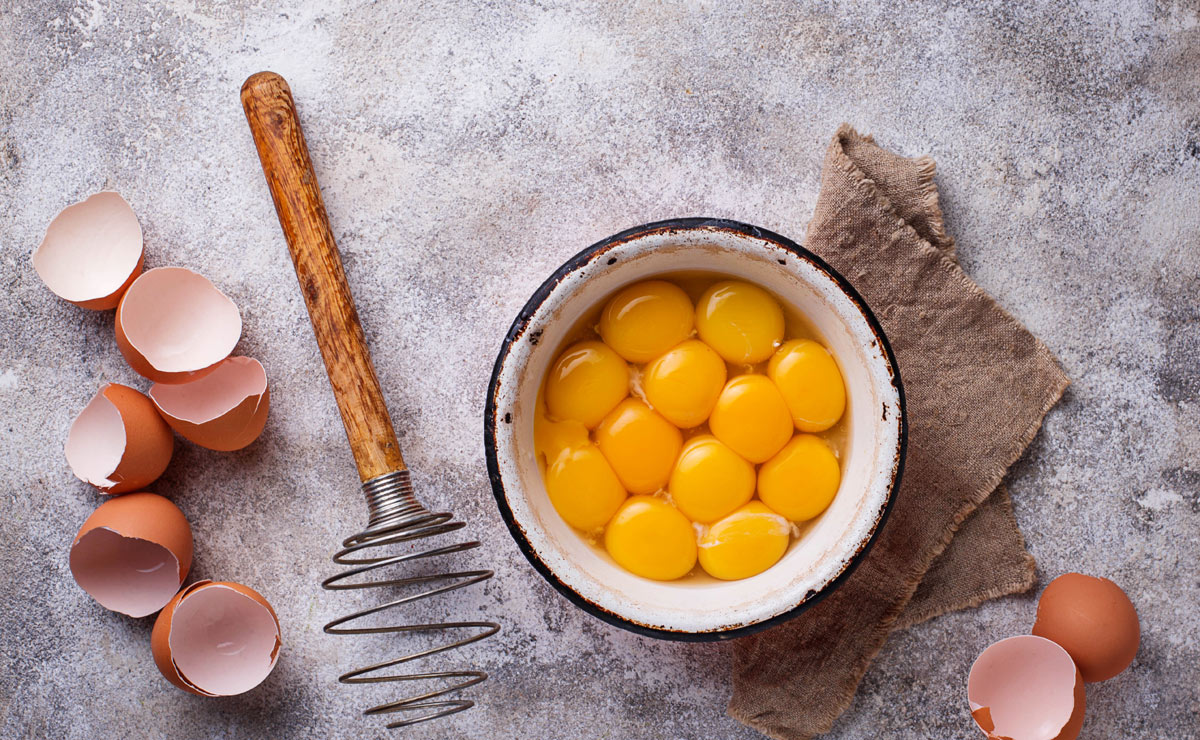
2,1,1198,738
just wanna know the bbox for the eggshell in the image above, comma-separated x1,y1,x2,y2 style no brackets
69,492,193,617
1032,573,1140,682
968,635,1085,740
151,580,282,696
31,191,144,310
65,383,174,494
149,356,270,451
115,267,242,384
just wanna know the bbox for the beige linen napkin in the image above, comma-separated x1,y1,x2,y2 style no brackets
728,125,1069,739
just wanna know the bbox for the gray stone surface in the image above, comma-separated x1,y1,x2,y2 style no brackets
2,1,1198,738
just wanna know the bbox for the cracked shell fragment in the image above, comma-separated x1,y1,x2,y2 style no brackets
967,635,1085,740
115,266,242,384
31,191,144,310
151,581,282,696
69,492,193,618
65,383,174,495
149,356,270,451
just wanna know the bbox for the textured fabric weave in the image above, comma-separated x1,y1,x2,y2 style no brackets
728,126,1069,739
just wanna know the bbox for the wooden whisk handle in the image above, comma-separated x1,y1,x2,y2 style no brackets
241,71,406,480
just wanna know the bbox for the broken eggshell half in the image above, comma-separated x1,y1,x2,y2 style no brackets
968,635,1086,740
31,191,144,310
149,356,270,451
115,266,242,384
69,492,193,618
152,580,282,696
65,383,174,494
1033,572,1140,683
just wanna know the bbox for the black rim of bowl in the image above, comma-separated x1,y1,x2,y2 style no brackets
484,217,907,641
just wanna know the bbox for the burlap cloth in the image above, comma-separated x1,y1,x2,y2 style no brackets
728,125,1070,739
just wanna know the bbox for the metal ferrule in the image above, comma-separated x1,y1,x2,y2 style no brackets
362,469,424,531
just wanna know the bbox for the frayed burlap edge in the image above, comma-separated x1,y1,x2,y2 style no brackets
727,125,1069,739
895,490,1038,630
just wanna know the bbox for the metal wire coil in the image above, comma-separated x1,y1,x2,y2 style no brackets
323,470,499,729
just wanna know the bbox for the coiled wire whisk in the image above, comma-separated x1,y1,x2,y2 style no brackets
323,470,500,729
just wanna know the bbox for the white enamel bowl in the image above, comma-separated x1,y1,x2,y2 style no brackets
485,219,905,639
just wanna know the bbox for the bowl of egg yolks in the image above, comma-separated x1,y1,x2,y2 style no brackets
486,218,905,639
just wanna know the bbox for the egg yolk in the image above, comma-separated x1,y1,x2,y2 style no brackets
545,445,627,531
534,402,590,466
604,496,697,580
537,276,849,584
599,280,695,363
768,339,846,432
594,399,682,494
695,280,785,365
668,435,755,523
757,434,840,521
642,339,727,428
698,502,791,580
544,340,629,428
708,375,793,463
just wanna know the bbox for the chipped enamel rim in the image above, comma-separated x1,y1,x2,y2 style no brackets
485,218,906,640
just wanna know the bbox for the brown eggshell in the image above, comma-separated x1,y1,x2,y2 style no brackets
1060,675,1087,740
1033,572,1140,682
967,634,1085,740
152,581,208,694
65,383,174,494
31,191,144,310
152,580,282,697
149,357,270,451
115,266,242,384
69,492,193,617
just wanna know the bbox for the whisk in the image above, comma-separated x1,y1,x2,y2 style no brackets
241,71,499,729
